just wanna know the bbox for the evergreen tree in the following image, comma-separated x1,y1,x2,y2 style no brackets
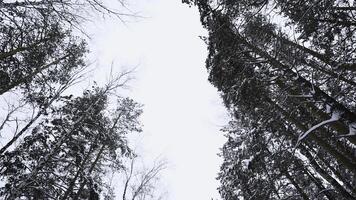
184,0,356,199
0,84,142,199
0,1,145,200
0,0,132,165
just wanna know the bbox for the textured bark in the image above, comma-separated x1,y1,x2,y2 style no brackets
300,145,355,199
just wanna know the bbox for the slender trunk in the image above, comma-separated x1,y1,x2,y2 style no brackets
282,126,343,199
274,78,356,147
281,134,335,199
338,63,356,71
0,112,42,155
60,136,100,200
313,149,356,195
223,18,356,149
308,170,336,199
301,96,356,146
122,159,135,200
0,104,24,132
300,145,355,199
299,100,356,159
303,168,336,200
330,7,356,11
73,144,105,200
274,33,333,64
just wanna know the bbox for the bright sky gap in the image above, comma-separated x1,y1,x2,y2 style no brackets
86,1,228,199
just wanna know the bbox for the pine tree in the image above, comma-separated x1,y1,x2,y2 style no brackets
0,84,142,199
184,0,356,199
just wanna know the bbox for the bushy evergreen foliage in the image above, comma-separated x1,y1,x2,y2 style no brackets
184,0,356,199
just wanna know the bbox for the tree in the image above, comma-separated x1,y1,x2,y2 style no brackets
0,3,88,96
0,0,135,163
183,0,356,199
0,78,143,199
121,157,168,200
0,69,86,155
0,0,133,97
0,1,144,200
0,0,88,157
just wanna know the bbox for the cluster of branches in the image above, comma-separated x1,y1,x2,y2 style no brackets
184,0,356,199
0,1,165,199
120,156,168,200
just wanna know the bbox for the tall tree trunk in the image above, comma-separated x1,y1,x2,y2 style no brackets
273,78,356,147
314,150,356,196
61,135,100,200
122,159,135,200
299,145,355,199
300,97,356,146
274,32,356,72
303,167,336,200
73,144,105,200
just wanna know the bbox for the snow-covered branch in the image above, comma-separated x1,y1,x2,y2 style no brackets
295,110,342,147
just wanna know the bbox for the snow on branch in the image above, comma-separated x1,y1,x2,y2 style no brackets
241,155,254,170
295,110,342,147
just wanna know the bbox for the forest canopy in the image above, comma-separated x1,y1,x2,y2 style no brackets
1,0,356,199
0,1,166,199
183,0,356,199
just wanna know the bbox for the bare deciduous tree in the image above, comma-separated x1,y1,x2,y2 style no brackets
121,156,168,200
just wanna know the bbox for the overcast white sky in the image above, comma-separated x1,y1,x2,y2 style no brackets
86,0,228,199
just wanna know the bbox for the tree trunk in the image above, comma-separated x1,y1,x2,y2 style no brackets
300,145,355,199
73,144,105,200
316,152,356,196
122,159,135,200
61,136,100,200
